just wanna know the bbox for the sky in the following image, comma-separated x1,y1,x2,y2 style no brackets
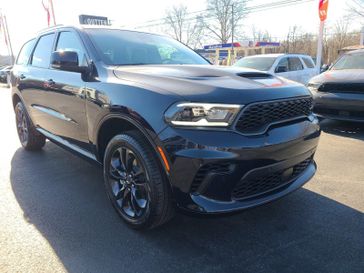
0,0,362,56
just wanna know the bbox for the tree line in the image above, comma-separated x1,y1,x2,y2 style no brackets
163,0,363,64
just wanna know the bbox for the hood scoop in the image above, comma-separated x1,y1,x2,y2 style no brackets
237,72,274,79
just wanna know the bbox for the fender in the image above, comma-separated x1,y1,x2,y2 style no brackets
93,112,171,177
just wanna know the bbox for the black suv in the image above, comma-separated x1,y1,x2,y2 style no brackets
309,49,364,122
11,26,320,229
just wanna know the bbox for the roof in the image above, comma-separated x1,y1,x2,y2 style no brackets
340,45,364,52
345,49,364,54
244,53,312,58
36,24,164,37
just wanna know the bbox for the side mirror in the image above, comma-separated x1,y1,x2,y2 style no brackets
51,51,86,73
321,64,329,73
276,66,287,73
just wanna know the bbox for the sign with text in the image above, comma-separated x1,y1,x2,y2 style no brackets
203,43,241,50
79,14,110,25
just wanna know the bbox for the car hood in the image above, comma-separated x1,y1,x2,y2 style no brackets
310,69,364,85
113,65,310,104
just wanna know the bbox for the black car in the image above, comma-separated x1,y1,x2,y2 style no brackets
309,49,364,122
10,26,320,229
0,65,12,86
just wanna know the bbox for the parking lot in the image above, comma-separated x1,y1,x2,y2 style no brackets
0,86,363,273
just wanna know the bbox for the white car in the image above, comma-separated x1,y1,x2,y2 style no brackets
234,54,318,85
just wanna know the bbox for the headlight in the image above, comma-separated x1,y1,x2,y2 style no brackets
307,83,320,94
165,102,242,127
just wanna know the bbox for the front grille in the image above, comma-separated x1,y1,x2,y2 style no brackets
318,83,364,94
235,97,313,135
191,163,232,193
232,158,312,200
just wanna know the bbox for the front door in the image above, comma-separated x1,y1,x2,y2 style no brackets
41,30,90,151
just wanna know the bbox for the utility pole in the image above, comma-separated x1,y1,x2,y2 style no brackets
360,26,364,46
0,11,14,64
231,3,234,65
316,0,329,73
316,20,324,72
49,0,56,25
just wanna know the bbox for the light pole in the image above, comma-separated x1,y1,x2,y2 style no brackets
316,0,329,73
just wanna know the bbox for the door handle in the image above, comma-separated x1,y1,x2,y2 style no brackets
19,74,26,80
43,79,56,89
46,79,55,86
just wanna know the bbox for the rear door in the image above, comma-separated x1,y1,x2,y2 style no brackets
14,33,56,127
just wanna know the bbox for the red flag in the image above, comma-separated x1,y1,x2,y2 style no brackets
42,0,51,26
319,0,329,22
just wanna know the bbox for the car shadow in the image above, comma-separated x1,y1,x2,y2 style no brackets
319,119,364,141
10,143,364,273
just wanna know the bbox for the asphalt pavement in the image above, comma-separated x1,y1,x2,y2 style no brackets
0,86,363,273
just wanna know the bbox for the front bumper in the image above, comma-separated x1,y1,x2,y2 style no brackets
158,116,321,214
313,92,364,122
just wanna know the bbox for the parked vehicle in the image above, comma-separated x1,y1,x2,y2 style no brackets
308,49,364,122
10,26,320,229
234,54,318,85
0,65,12,87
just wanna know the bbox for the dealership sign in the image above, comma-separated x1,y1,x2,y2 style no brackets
203,42,242,50
79,14,110,25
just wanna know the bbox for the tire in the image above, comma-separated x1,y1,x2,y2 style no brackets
6,74,10,87
15,101,46,151
103,131,174,229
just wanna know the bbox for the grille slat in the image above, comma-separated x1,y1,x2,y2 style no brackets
318,83,364,94
235,97,313,135
232,158,312,200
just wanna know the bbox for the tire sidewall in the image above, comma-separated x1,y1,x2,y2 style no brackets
103,134,160,228
15,102,30,148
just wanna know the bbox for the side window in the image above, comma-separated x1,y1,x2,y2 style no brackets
55,31,87,65
31,33,55,68
288,57,304,71
16,39,36,65
302,57,315,68
276,57,289,73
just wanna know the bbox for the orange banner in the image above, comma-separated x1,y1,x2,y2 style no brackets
319,0,329,21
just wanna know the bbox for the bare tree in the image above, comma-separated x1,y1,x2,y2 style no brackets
164,5,204,48
348,0,364,18
251,26,271,42
205,0,247,44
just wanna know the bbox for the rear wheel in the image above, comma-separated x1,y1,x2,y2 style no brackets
15,101,46,151
103,131,174,229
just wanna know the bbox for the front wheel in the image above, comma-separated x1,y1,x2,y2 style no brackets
103,132,174,229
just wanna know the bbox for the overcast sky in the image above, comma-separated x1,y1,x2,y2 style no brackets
0,0,362,56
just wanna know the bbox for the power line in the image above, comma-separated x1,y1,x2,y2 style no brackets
127,0,315,30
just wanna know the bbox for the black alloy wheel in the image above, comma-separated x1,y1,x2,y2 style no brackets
15,103,29,146
108,146,151,219
103,132,174,229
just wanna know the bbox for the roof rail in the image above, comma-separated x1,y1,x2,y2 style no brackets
37,24,64,33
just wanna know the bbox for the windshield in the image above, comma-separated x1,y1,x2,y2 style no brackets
85,29,209,66
331,52,364,70
234,57,276,71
